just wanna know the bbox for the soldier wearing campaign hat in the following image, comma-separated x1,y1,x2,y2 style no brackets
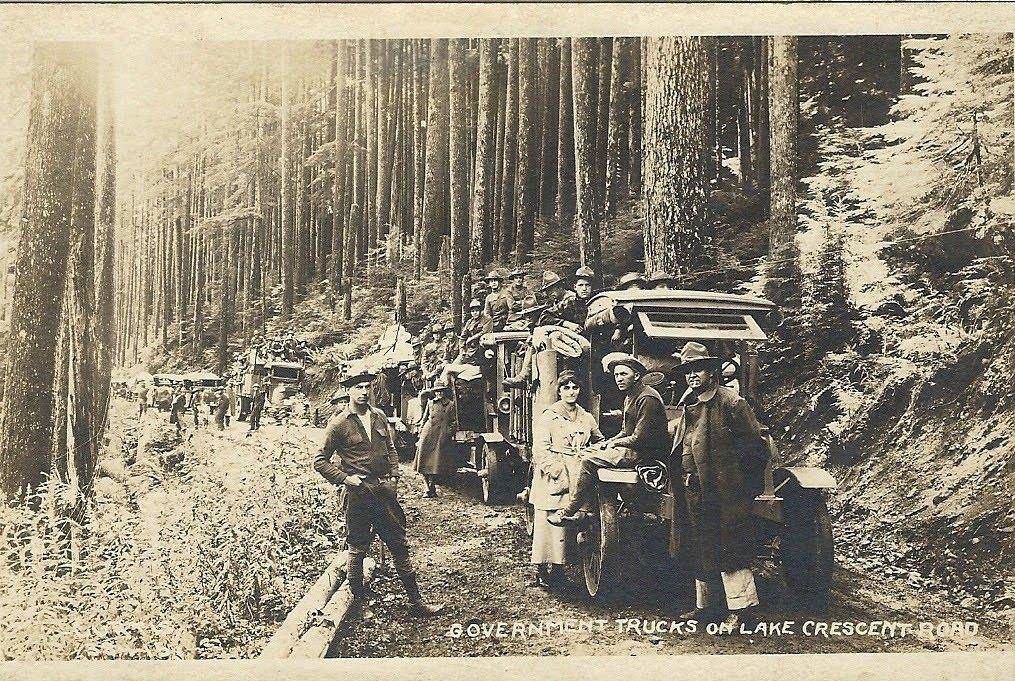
646,270,678,290
540,265,596,331
616,271,647,291
460,299,485,364
314,367,444,616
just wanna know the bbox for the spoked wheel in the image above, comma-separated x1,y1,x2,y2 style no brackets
478,442,501,505
780,491,834,611
582,486,621,599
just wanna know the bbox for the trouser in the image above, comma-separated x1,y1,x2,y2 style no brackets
345,480,418,597
560,446,637,515
249,409,261,430
695,569,760,611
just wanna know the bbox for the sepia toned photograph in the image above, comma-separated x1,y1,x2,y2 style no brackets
0,2,1011,677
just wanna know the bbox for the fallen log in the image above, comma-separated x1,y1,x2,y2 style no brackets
258,551,349,659
288,557,377,659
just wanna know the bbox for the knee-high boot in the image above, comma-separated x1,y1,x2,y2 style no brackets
397,569,445,616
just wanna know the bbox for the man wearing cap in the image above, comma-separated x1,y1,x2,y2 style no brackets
314,369,444,616
549,353,669,525
460,299,486,364
482,268,510,331
670,341,767,630
616,271,647,291
248,385,267,431
487,269,526,332
646,271,677,290
541,265,595,331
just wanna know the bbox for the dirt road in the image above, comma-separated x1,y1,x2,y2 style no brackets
321,463,1011,657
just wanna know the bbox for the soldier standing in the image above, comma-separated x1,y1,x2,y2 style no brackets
248,386,266,431
314,369,445,616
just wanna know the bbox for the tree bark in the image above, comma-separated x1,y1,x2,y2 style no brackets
557,38,576,226
0,43,97,499
538,39,561,220
514,38,538,264
643,36,714,278
595,38,612,219
571,38,602,277
605,37,630,216
497,38,519,261
628,37,643,195
470,38,498,269
280,44,295,318
331,40,347,306
421,39,450,271
766,36,800,306
449,39,471,329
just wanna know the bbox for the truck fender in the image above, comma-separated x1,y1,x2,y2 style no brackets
778,466,837,490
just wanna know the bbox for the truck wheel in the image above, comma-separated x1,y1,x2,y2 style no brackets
780,491,834,611
582,487,620,599
479,442,501,505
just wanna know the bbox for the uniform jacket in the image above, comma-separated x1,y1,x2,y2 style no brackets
670,385,767,573
483,289,515,331
611,383,669,462
459,317,485,362
314,405,400,486
538,291,590,329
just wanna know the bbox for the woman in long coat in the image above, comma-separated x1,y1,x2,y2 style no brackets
529,371,603,586
413,382,458,497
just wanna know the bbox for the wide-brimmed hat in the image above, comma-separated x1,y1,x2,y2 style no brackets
604,352,648,375
469,298,482,309
646,270,677,286
617,272,646,289
538,270,564,292
675,341,721,371
329,386,350,404
339,368,376,387
574,266,595,283
484,268,506,282
507,268,525,280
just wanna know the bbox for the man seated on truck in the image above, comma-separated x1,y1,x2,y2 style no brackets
548,353,670,526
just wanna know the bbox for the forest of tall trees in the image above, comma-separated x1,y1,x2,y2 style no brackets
109,35,890,373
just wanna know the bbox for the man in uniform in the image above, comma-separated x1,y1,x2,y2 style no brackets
482,268,509,330
540,265,595,331
314,369,444,616
646,271,677,290
248,385,267,432
616,271,647,291
671,342,767,630
459,299,486,364
549,353,669,525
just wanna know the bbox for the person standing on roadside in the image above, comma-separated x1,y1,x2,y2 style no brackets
314,368,445,616
249,386,266,431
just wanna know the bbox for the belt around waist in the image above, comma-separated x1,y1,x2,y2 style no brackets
357,474,398,484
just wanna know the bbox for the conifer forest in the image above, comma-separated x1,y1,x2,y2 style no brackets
0,26,1011,663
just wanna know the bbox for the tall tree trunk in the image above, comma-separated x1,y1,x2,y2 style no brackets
628,37,643,195
605,37,630,217
556,38,576,226
0,43,97,499
497,38,519,261
280,44,295,318
571,38,602,278
514,38,538,264
643,36,714,279
421,38,450,271
470,38,498,269
449,39,470,329
736,38,755,192
331,40,347,307
218,225,237,374
538,39,561,220
88,59,116,499
376,40,395,263
594,38,612,219
766,36,800,306
412,39,429,278
755,36,771,205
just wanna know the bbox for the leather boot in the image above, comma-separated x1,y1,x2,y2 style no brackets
346,553,365,599
398,570,445,616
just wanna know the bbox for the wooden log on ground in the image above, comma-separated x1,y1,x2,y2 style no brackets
288,557,377,659
258,551,349,658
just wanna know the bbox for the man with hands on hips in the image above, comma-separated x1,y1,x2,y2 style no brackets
314,367,444,617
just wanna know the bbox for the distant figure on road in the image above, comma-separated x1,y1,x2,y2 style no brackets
214,390,229,430
169,390,187,433
136,385,149,417
248,386,266,431
314,368,444,616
